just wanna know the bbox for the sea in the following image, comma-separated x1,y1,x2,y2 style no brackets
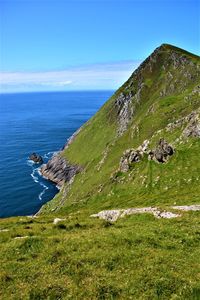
0,91,113,218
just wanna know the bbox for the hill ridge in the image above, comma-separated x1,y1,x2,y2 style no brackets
40,44,200,215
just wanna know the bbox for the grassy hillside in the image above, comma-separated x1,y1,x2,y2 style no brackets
1,44,200,299
1,210,200,299
41,44,200,215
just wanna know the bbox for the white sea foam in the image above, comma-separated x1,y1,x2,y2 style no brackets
27,150,58,201
38,183,49,200
30,168,39,183
27,159,35,167
31,173,39,183
44,151,57,159
56,184,61,190
28,162,49,201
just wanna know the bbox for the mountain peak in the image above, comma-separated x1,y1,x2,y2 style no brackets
152,43,199,59
112,44,199,136
129,43,199,84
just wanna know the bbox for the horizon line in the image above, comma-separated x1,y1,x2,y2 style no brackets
0,89,116,95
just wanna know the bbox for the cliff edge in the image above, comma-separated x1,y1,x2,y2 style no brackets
40,43,200,214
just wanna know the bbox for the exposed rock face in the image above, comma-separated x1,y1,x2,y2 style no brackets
40,126,83,188
29,153,43,164
119,138,174,172
183,113,200,138
91,204,200,222
149,138,174,163
91,206,180,222
115,92,133,136
171,205,200,211
119,140,149,172
40,154,81,187
165,108,200,139
120,149,141,172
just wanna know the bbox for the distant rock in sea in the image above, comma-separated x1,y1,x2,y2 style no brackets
29,153,43,164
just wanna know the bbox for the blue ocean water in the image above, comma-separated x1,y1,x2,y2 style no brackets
0,91,113,218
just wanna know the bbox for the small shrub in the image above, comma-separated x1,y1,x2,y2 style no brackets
56,223,66,230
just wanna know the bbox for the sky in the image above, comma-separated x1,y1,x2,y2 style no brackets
0,0,199,93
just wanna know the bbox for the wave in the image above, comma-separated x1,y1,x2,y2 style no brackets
44,151,58,159
27,150,58,201
27,159,35,167
56,184,61,190
31,169,39,183
27,161,49,201
38,182,49,200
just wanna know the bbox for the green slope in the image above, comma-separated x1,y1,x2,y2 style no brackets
1,44,200,300
0,211,200,299
41,43,200,215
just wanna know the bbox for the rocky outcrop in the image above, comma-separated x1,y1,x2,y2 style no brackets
119,138,174,172
119,149,141,172
40,153,81,187
183,114,200,138
91,206,180,222
40,126,83,187
119,140,149,172
53,218,66,225
91,204,200,222
115,92,133,136
149,138,174,163
29,153,43,164
171,205,200,211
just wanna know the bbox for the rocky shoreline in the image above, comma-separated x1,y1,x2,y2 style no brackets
40,153,81,187
39,128,83,188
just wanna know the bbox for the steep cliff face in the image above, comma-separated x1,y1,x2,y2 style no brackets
40,44,200,213
40,127,83,186
40,154,81,187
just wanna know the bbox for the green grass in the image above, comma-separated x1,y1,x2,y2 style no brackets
1,211,200,299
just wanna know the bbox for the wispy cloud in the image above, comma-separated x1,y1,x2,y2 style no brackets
0,60,141,93
39,80,72,87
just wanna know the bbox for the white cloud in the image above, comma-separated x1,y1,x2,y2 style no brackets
0,60,141,93
39,80,72,87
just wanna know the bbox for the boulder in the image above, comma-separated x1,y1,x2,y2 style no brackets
29,153,43,164
119,149,142,172
183,120,200,137
119,140,149,172
119,157,129,172
53,218,66,225
149,138,174,163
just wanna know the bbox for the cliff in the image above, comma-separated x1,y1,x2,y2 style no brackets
40,154,80,187
40,43,200,214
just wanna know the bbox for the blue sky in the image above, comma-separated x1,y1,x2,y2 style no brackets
0,0,199,92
